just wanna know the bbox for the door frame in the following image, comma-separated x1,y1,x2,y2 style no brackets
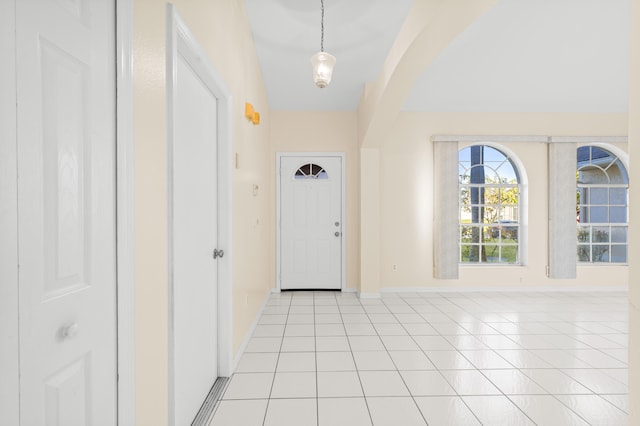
276,152,346,292
116,0,136,424
166,4,233,425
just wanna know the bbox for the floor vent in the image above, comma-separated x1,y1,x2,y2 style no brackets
192,376,229,426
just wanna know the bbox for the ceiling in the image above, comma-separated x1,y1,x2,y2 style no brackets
244,0,630,113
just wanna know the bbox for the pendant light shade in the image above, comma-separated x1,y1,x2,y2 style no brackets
310,51,336,89
311,0,335,88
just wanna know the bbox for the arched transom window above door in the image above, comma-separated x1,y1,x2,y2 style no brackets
294,163,328,180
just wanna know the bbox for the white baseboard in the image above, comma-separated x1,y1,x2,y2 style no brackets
357,292,382,299
379,284,628,294
230,291,272,373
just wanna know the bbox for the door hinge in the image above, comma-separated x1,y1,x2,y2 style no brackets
213,248,225,259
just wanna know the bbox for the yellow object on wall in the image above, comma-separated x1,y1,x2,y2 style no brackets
244,102,254,119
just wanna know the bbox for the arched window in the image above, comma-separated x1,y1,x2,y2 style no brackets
576,146,628,263
294,163,328,180
459,145,520,264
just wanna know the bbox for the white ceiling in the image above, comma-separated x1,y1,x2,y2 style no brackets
244,0,413,111
245,0,630,113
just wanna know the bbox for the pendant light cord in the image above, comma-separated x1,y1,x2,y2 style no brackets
320,0,325,52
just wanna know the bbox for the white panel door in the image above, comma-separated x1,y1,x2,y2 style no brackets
15,0,117,425
0,1,19,424
172,55,219,425
280,156,342,290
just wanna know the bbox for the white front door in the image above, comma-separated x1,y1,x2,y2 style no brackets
171,47,219,425
280,156,343,290
15,0,117,424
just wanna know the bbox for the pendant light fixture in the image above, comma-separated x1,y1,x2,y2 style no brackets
310,0,336,88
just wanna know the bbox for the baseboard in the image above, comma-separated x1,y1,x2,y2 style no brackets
230,291,272,373
379,284,628,294
357,292,382,299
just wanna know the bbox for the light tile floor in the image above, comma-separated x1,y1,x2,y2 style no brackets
209,291,628,426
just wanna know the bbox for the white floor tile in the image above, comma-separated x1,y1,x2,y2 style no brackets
287,314,314,324
316,336,350,351
315,313,343,324
253,324,285,337
509,395,589,426
223,373,274,400
353,351,395,370
556,394,628,425
600,394,629,414
264,398,317,426
528,350,593,369
348,336,385,351
481,369,547,395
285,324,315,337
344,323,377,336
366,397,427,426
400,371,456,396
388,350,435,370
359,371,410,397
562,369,628,394
445,335,490,350
373,323,408,336
317,398,372,426
414,396,480,425
315,306,339,314
380,335,420,351
462,395,535,426
519,369,593,395
271,372,316,398
342,313,372,324
259,314,288,325
413,335,455,351
317,371,364,397
600,368,628,385
315,323,346,336
431,322,471,335
478,335,523,350
316,351,357,371
212,291,630,426
493,349,552,368
209,399,268,426
368,313,399,324
440,370,501,395
403,323,439,335
459,350,513,369
395,313,427,324
423,350,475,370
236,352,279,373
339,305,365,313
281,336,315,352
277,352,316,372
571,349,628,368
245,337,282,353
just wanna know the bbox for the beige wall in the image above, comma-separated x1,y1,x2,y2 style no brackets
133,1,271,424
270,112,361,291
370,112,629,291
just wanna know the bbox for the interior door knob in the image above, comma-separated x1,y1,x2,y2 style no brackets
61,323,79,339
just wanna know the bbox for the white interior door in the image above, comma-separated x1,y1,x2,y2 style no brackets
172,52,219,425
15,0,117,424
280,156,342,290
